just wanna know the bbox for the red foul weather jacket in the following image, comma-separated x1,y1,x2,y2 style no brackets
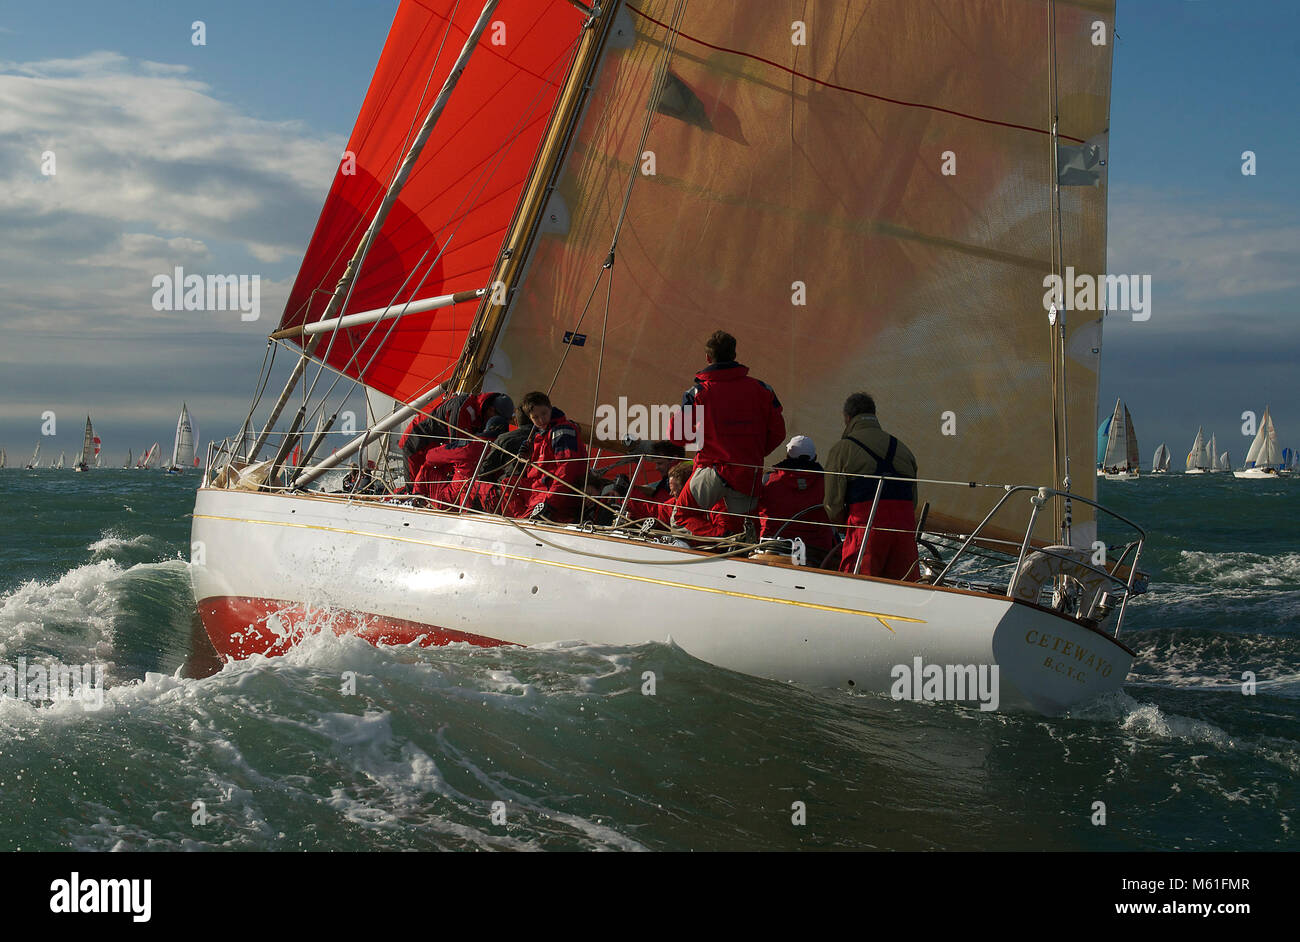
418,437,489,507
399,391,509,475
667,489,733,538
519,409,588,511
626,475,672,522
756,456,834,551
668,361,785,496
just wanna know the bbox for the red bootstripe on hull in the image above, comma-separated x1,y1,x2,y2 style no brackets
197,596,511,660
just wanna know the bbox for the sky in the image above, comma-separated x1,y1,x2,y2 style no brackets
0,0,1296,468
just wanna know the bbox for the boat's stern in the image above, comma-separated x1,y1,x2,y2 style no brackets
992,603,1134,713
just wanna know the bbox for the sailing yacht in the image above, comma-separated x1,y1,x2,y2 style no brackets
24,441,40,469
1095,412,1112,477
166,404,196,474
190,0,1143,715
1235,407,1283,479
73,416,95,472
1099,399,1139,480
55,451,66,470
1184,427,1212,474
1196,436,1216,472
0,449,6,469
124,450,133,469
1151,443,1170,474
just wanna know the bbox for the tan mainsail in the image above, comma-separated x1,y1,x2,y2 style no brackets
484,0,1113,545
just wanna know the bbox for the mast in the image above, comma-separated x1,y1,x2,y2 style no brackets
452,1,625,394
1045,0,1073,542
249,0,506,461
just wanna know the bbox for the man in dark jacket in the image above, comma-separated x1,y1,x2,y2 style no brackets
667,330,785,523
823,393,919,580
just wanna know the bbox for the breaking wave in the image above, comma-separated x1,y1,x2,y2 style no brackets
1170,550,1300,588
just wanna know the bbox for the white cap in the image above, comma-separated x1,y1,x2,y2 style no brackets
786,435,816,459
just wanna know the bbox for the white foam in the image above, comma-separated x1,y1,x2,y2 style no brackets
1172,550,1300,588
88,531,155,555
0,558,188,662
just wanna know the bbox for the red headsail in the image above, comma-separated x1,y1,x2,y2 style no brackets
279,0,584,403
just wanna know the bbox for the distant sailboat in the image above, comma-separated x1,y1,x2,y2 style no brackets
1217,450,1231,472
166,403,195,473
1095,411,1113,477
0,449,6,468
124,449,133,469
1185,427,1211,474
1099,399,1139,480
1205,433,1219,473
55,451,66,470
73,416,95,471
24,441,40,469
1151,443,1170,473
144,442,161,469
1235,406,1283,479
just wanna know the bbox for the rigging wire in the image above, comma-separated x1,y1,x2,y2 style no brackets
292,25,586,447
543,0,690,396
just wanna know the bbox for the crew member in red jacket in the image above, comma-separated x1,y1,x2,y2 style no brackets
399,391,513,479
623,441,686,521
667,330,785,532
417,415,509,509
755,435,836,563
663,463,732,539
507,391,589,522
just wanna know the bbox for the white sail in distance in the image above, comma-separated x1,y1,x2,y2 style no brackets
79,417,94,468
1186,427,1208,470
171,403,195,469
1244,407,1281,468
1151,443,1169,472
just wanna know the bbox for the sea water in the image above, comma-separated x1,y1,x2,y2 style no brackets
0,469,1295,850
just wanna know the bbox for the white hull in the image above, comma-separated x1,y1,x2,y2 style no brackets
190,488,1133,714
1184,468,1208,474
1103,471,1139,481
1233,468,1279,479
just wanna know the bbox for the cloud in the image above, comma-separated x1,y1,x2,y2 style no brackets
0,50,341,335
0,50,343,451
1107,184,1300,329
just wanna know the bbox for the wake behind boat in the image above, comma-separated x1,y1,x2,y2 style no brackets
190,0,1144,715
